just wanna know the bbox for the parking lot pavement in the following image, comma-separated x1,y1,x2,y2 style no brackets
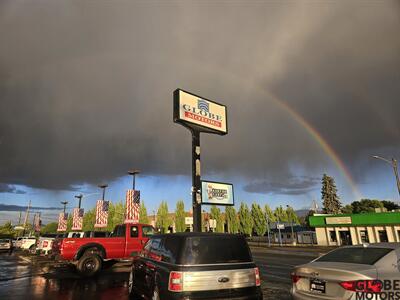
1,247,322,300
252,247,321,299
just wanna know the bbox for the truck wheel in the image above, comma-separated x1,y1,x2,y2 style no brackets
77,254,102,277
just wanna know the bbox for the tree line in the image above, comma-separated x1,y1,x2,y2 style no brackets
38,200,299,236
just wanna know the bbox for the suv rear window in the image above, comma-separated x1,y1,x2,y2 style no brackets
316,247,393,265
181,235,252,265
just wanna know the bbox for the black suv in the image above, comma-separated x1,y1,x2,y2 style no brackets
128,232,262,300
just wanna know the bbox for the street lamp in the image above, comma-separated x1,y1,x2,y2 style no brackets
74,194,83,209
287,205,295,245
128,170,140,190
372,155,400,199
98,184,108,200
61,201,68,213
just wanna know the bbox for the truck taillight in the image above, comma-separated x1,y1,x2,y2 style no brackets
168,271,183,292
43,241,48,247
254,267,261,286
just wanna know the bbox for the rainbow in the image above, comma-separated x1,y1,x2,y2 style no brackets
260,88,363,201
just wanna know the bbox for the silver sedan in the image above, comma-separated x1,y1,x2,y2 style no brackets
291,243,400,299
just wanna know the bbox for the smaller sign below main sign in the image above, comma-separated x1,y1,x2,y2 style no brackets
201,181,234,206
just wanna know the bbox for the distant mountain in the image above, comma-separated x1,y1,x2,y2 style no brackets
295,209,311,217
0,203,60,211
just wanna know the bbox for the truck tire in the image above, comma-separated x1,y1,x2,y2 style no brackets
77,254,102,277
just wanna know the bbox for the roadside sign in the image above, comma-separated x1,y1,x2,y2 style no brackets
185,217,193,225
201,181,234,206
277,224,285,230
209,219,217,228
173,89,227,135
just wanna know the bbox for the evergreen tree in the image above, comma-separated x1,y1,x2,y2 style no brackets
156,201,172,233
174,200,186,232
286,206,299,224
67,214,73,231
225,206,239,233
321,174,342,214
264,204,276,223
238,202,253,236
82,208,96,231
139,201,149,224
210,205,224,233
110,201,125,230
40,222,58,234
251,203,267,236
274,206,288,222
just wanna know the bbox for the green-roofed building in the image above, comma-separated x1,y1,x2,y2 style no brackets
309,211,400,246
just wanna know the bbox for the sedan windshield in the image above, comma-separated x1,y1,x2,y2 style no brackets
316,247,393,265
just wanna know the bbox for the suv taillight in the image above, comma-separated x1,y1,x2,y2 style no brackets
340,280,382,293
254,267,261,286
43,241,48,247
291,273,302,283
168,271,183,292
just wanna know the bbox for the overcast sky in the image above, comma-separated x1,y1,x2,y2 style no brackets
0,1,399,220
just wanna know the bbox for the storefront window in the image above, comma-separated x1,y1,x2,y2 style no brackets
378,230,388,242
360,230,369,243
329,231,337,242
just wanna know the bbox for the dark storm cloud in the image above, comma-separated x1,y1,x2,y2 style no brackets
0,183,26,194
244,176,320,195
0,1,399,193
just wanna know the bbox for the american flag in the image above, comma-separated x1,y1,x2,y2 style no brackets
72,208,84,230
95,200,109,228
57,212,68,232
125,189,140,223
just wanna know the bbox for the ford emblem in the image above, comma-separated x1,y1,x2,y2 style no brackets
218,276,230,283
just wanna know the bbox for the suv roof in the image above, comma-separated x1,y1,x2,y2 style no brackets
147,233,253,265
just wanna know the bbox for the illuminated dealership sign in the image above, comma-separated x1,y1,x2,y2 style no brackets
173,89,227,135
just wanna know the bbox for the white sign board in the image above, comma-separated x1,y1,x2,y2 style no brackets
277,224,285,230
201,181,234,206
325,216,352,225
174,89,227,135
185,217,193,225
209,219,217,228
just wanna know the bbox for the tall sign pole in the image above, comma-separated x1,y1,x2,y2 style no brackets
191,130,202,232
173,89,228,232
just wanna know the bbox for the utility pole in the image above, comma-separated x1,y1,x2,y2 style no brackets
22,200,31,236
61,201,68,213
372,156,400,201
265,213,271,247
128,170,140,190
18,211,22,225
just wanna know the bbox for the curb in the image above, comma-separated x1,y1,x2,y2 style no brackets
250,245,324,257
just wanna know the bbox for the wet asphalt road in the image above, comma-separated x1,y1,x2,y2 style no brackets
0,248,318,300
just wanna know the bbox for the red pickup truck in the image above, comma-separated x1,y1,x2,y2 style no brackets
60,223,154,276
